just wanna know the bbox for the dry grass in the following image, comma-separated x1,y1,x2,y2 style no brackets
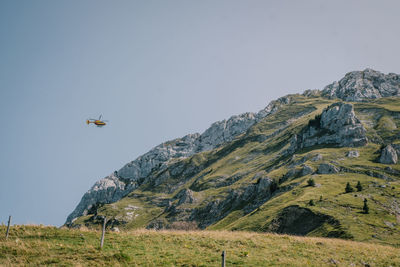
1,225,399,266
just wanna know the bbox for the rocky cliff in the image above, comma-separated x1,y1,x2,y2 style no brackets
287,102,368,154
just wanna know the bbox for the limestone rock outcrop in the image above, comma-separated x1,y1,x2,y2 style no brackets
301,165,314,176
379,145,398,164
65,173,136,224
288,103,367,154
317,163,339,174
190,177,276,228
322,69,400,101
282,165,314,183
176,189,196,205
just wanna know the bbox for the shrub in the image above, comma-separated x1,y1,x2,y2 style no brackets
269,180,279,193
356,181,363,192
363,199,369,214
307,178,315,187
308,200,315,206
308,114,322,128
345,182,354,193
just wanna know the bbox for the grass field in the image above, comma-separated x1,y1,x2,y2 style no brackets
1,225,400,266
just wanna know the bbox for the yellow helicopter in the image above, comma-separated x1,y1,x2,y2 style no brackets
86,115,108,127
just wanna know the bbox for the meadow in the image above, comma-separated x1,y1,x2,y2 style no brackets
1,225,399,266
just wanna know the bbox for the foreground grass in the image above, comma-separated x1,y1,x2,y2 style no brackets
1,226,400,266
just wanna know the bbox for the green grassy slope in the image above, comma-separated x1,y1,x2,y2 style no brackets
1,225,400,266
70,95,400,246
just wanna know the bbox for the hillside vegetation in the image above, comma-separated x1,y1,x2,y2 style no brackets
1,225,399,266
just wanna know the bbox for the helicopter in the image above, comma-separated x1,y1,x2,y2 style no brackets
86,115,108,127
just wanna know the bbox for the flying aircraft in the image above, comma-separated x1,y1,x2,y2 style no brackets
86,115,108,127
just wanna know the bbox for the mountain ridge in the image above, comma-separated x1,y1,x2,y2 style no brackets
66,69,400,246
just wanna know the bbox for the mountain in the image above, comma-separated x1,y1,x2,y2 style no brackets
66,69,400,246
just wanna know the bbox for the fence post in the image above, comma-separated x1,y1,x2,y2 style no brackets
100,216,107,250
5,215,11,239
221,250,226,267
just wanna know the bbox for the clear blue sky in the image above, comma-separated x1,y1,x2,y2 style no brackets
1,0,399,226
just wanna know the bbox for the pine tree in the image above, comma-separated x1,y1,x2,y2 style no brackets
345,182,354,193
308,199,315,206
363,199,369,214
356,181,363,192
307,178,315,187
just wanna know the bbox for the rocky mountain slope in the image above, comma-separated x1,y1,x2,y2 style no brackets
66,69,400,246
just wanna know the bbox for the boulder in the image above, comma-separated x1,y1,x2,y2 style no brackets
379,145,398,164
317,163,339,174
347,151,359,158
301,165,314,176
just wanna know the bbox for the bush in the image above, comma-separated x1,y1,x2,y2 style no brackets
363,199,369,214
269,180,279,193
307,178,315,187
345,182,354,193
356,181,363,192
308,200,315,206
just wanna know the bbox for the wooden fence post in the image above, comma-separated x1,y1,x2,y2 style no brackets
100,216,107,249
221,250,226,267
5,215,11,239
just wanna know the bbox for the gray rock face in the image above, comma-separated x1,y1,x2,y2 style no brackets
311,154,323,162
322,69,400,101
282,164,314,183
288,103,368,155
379,145,398,164
283,169,298,181
392,144,400,157
176,189,196,205
66,96,292,224
190,177,276,228
317,163,339,174
301,165,314,176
